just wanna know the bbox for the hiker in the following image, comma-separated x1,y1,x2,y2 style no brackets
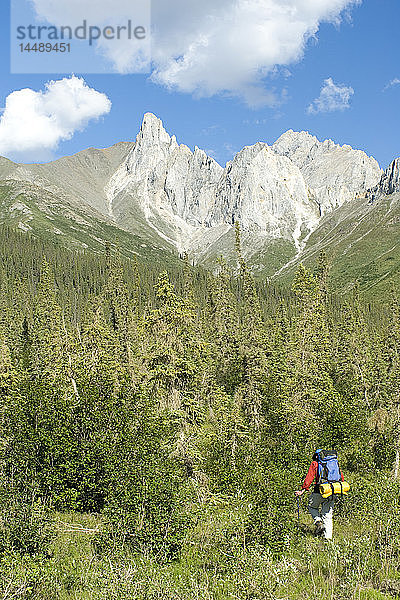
295,449,344,541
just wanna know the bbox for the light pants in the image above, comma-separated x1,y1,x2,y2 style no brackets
308,492,334,540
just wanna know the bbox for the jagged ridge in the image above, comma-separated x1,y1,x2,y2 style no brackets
0,113,390,276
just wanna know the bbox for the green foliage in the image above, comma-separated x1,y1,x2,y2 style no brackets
98,399,189,561
0,486,54,557
245,468,297,558
1,225,400,596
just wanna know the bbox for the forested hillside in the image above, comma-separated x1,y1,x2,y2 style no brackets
1,223,400,599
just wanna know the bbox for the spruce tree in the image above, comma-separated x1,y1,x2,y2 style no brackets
283,264,339,459
376,287,400,476
30,260,64,381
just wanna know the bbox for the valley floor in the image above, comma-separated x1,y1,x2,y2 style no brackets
2,494,400,600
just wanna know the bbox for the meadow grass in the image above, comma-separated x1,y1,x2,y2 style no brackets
3,496,395,600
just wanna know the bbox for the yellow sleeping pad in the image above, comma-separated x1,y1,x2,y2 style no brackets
319,481,350,498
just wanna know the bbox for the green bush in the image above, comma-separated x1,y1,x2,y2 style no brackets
244,469,297,557
96,406,192,562
0,488,54,557
98,466,190,562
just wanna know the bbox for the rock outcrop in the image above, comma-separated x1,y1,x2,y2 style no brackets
367,158,400,200
106,116,324,251
272,130,382,215
208,142,319,249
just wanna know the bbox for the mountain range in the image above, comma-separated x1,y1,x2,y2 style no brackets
1,112,400,296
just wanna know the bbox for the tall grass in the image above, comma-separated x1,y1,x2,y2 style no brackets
1,475,399,600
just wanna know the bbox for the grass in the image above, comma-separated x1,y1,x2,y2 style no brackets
275,193,400,300
3,491,399,600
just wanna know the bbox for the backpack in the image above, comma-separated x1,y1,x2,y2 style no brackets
315,449,341,484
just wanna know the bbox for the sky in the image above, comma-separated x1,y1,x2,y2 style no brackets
0,0,399,169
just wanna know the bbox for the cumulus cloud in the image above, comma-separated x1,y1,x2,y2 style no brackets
383,78,400,91
0,76,111,161
30,0,361,106
307,77,354,114
151,0,360,106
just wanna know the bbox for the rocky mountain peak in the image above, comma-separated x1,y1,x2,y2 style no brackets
273,130,319,161
368,158,400,200
97,116,383,255
227,141,268,163
104,114,224,245
0,112,386,275
208,141,319,249
273,129,360,161
273,129,382,214
138,112,172,147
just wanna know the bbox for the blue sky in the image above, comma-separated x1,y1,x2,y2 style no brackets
0,0,399,169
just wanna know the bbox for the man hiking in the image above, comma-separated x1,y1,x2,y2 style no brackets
295,449,344,541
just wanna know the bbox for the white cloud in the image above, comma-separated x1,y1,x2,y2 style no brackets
151,0,361,106
307,77,354,114
383,78,400,91
0,76,111,161
201,124,226,136
243,118,269,126
30,0,361,106
31,0,150,74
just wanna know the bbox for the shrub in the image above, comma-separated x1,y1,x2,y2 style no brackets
0,487,54,557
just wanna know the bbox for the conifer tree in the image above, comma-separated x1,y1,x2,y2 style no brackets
105,251,135,365
375,287,400,477
208,259,242,393
282,264,339,459
0,333,19,421
314,250,330,303
234,222,269,431
30,261,64,381
333,284,380,467
144,271,208,412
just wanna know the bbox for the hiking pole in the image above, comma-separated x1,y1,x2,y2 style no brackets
296,497,300,524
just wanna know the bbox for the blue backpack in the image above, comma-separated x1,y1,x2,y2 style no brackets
315,449,341,483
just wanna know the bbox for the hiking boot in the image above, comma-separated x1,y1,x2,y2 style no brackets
315,520,325,536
